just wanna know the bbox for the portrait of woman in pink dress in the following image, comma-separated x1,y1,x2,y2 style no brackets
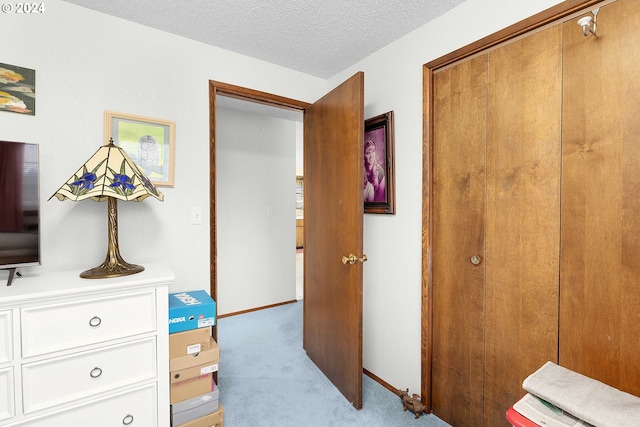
363,111,395,214
364,139,386,202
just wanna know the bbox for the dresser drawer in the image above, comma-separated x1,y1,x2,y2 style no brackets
21,290,156,357
0,311,11,363
12,383,157,427
0,367,14,421
22,337,157,414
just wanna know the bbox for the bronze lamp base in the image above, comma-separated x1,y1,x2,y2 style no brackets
80,197,145,279
80,259,144,279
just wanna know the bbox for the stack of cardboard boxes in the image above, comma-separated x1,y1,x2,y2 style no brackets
169,291,224,427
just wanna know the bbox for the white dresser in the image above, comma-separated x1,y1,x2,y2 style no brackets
0,263,173,427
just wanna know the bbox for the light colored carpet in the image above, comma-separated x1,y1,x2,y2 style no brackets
217,300,451,427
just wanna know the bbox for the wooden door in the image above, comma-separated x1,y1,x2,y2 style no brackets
432,54,488,426
485,25,562,426
303,72,365,409
561,0,640,395
431,25,562,427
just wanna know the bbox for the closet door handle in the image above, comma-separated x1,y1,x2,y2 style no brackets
470,255,482,265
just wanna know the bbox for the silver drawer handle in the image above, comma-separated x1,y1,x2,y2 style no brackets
90,367,103,378
89,316,102,327
122,414,134,425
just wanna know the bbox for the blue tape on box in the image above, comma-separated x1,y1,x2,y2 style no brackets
169,290,216,334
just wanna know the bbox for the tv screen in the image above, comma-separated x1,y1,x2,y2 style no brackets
0,140,40,274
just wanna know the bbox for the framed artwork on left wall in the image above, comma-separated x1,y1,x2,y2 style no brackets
105,111,176,187
0,62,36,115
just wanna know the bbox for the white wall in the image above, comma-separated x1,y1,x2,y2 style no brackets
1,0,325,293
329,0,565,396
216,107,297,315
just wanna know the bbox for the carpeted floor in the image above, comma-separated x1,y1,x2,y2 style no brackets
217,301,451,427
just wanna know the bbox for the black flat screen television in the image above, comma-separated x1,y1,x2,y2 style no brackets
0,140,40,285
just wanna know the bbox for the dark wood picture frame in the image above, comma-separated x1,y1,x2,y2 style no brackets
364,111,395,214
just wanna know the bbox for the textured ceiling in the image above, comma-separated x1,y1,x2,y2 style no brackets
61,0,466,78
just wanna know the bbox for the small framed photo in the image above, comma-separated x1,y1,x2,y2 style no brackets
105,111,175,187
364,111,395,214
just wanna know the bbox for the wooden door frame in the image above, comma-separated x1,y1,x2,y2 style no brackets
210,79,404,400
421,0,604,411
208,81,310,341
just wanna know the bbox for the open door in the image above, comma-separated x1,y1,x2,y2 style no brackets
303,72,365,409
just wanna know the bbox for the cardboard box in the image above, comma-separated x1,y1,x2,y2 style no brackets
170,373,213,404
171,361,219,384
170,327,212,358
175,405,224,427
169,291,216,334
171,386,219,413
171,387,220,426
170,337,219,371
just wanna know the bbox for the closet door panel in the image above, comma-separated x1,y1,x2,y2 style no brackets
485,25,562,426
432,54,487,427
561,0,640,396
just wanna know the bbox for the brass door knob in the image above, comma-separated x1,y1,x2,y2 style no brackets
342,254,357,265
342,254,368,265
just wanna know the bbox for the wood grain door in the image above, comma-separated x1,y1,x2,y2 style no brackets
432,54,488,426
431,25,562,427
485,25,562,426
560,0,640,396
303,72,365,409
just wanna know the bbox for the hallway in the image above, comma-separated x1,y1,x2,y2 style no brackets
296,248,303,300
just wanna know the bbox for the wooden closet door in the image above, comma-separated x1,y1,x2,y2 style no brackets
484,25,563,426
432,24,562,427
432,54,487,427
561,0,640,395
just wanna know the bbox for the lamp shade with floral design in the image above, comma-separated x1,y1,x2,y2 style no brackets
50,138,164,203
50,138,164,279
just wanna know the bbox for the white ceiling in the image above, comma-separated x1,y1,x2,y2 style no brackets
61,0,466,79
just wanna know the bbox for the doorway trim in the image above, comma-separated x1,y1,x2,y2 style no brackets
421,0,604,411
208,80,310,340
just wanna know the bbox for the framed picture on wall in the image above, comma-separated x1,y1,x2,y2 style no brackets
105,111,175,187
0,62,36,115
364,111,395,214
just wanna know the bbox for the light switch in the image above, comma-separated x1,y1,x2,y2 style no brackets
191,206,203,225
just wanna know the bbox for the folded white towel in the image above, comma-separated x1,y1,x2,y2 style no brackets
522,362,640,427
